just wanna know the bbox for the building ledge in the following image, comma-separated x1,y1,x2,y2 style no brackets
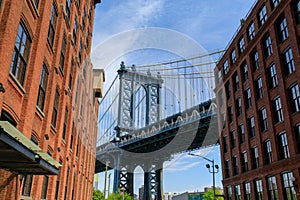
0,121,61,175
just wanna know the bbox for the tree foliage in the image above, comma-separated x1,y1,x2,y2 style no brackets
203,189,223,200
107,190,133,200
92,189,133,200
93,189,104,200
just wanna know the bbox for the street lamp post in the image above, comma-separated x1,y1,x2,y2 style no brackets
189,153,219,200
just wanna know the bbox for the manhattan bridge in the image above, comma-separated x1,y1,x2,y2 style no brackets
94,50,224,200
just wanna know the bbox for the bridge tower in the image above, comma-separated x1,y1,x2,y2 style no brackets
113,62,164,200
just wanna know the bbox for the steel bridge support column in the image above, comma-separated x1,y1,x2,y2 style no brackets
143,163,163,200
113,159,134,196
155,168,163,200
143,171,152,200
113,155,121,193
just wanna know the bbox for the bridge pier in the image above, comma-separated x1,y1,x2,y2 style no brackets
143,163,163,200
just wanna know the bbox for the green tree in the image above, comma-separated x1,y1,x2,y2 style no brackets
93,189,104,200
203,189,223,200
107,190,133,200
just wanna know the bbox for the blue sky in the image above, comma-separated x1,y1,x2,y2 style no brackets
92,0,256,195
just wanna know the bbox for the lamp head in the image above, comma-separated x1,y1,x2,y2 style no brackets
206,164,210,169
215,165,219,170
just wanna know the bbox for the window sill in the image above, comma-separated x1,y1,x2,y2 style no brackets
25,0,39,20
50,125,57,134
62,139,66,145
8,73,26,94
35,105,45,119
20,196,33,200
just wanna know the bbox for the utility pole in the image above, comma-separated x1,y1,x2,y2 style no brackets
103,161,109,199
189,153,219,200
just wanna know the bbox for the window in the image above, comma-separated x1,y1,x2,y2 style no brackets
226,186,232,200
70,122,74,150
234,185,241,200
64,167,70,200
41,176,49,199
256,77,264,99
68,61,74,89
22,175,33,196
51,89,60,128
47,4,58,47
251,146,259,169
54,165,61,200
230,130,236,149
218,91,224,107
217,69,222,83
244,182,251,200
78,40,83,63
264,35,273,58
225,82,231,100
236,97,242,117
263,139,273,165
223,60,229,75
281,172,297,200
233,156,238,175
72,173,76,199
241,151,248,172
233,72,239,92
73,17,78,45
259,107,268,131
76,132,80,157
37,64,49,111
62,107,68,140
228,106,233,123
225,160,230,178
278,132,290,159
86,28,90,49
10,22,31,85
272,96,284,123
238,37,245,53
66,0,71,23
244,88,252,109
83,59,87,78
255,179,263,200
247,22,255,41
76,0,81,9
30,135,38,145
296,0,300,24
267,176,278,200
268,63,278,89
241,62,248,82
258,5,267,26
248,116,255,138
251,50,259,71
283,47,295,75
223,136,228,153
231,49,237,64
289,83,300,113
82,8,86,30
278,17,288,42
294,124,300,153
59,35,67,71
33,0,39,9
239,124,245,144
271,0,281,9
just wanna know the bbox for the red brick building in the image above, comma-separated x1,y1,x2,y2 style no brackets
0,0,104,199
215,0,300,199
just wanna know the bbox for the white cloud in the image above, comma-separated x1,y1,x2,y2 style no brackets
93,0,165,46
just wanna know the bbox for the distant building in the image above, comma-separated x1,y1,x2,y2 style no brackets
139,185,144,200
215,0,300,199
0,0,103,199
164,192,177,200
172,191,205,200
